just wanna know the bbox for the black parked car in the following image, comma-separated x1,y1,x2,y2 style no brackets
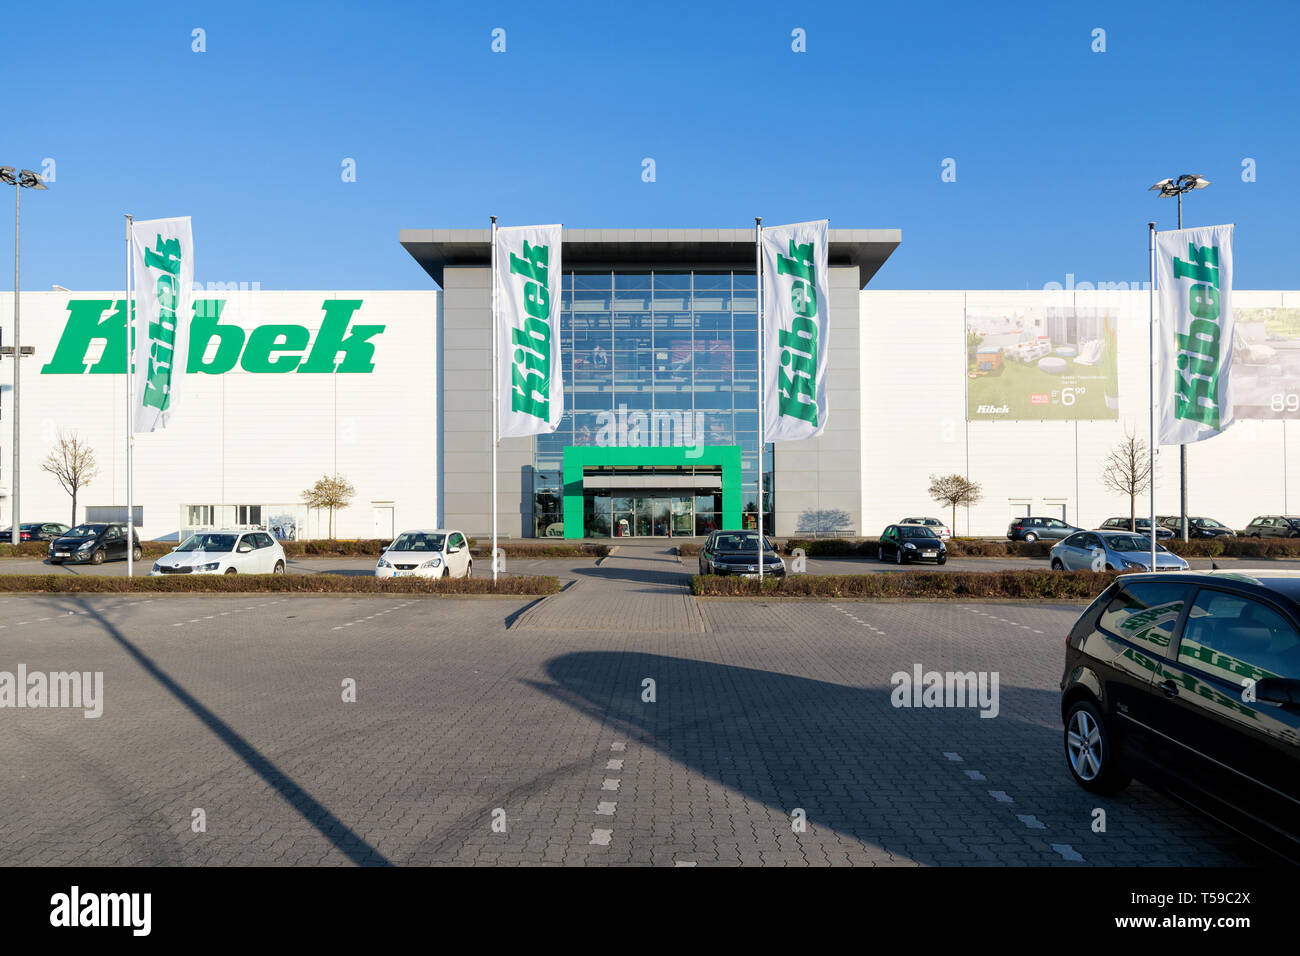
0,522,70,542
1158,515,1236,539
1098,516,1174,539
878,524,947,564
47,523,142,565
697,530,786,577
1060,569,1300,861
1007,516,1079,542
1243,515,1300,538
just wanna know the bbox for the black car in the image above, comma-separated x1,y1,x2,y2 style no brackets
697,530,786,577
1060,569,1300,861
1,522,70,543
1098,516,1174,539
878,524,947,564
1006,516,1079,542
48,523,143,565
1158,515,1236,539
1244,515,1300,538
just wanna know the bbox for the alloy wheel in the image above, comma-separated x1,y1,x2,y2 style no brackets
1067,709,1102,781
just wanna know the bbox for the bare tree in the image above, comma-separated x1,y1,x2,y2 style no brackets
41,430,99,527
928,473,983,534
1101,430,1153,532
301,473,355,539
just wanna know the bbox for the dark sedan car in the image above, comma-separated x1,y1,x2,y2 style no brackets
1060,569,1300,861
1098,516,1174,539
1158,515,1236,539
1,522,70,542
697,530,786,577
1244,515,1300,538
878,524,947,564
1006,516,1079,542
47,523,142,565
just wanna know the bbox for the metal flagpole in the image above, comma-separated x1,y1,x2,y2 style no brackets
125,214,134,578
755,217,763,583
490,215,499,582
1148,221,1157,571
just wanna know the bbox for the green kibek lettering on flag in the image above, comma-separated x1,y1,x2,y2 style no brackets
509,240,552,419
1172,242,1222,429
141,233,183,412
775,240,820,426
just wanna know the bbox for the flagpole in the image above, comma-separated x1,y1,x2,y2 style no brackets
125,214,134,579
490,215,499,582
1148,221,1157,571
756,217,763,584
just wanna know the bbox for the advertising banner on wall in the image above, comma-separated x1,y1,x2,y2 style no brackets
762,219,829,442
965,305,1119,420
1157,224,1235,444
130,216,193,432
1231,306,1300,419
496,224,563,438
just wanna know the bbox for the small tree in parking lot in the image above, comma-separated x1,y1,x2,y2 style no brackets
41,430,98,526
928,474,982,534
301,473,355,539
1101,430,1153,532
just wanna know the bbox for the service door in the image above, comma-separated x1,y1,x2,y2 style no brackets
372,506,394,540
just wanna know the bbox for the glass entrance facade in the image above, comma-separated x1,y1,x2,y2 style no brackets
531,270,774,537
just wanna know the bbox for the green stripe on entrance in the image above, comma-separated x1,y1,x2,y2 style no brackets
562,445,742,539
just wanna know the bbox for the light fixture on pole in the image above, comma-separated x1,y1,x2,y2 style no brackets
1,166,49,546
1148,172,1209,544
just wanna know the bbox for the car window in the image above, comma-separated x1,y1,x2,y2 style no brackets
1078,533,1100,549
103,527,121,540
450,533,465,549
1179,591,1300,683
1098,582,1188,652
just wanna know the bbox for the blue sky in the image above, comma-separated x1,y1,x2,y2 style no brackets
2,0,1296,291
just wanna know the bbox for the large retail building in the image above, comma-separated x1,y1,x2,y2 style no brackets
0,227,1295,541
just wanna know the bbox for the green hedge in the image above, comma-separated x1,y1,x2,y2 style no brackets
780,536,1300,560
0,573,561,595
0,539,609,560
693,569,1116,600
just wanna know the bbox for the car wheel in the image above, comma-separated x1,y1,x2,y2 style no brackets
466,561,472,578
442,568,450,578
132,546,142,561
273,560,286,575
1024,533,1037,543
1063,699,1130,794
224,568,237,575
699,561,706,575
895,547,903,565
937,555,946,566
877,546,883,562
90,548,104,565
1051,558,1064,571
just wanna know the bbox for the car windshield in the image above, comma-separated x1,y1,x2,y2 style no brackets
1103,534,1167,553
64,525,104,538
177,534,238,553
1193,518,1226,529
900,526,939,539
389,532,445,552
712,533,774,552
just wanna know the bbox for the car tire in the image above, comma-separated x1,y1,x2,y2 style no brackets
937,555,946,566
1051,558,1064,571
132,546,142,561
877,546,884,562
1063,698,1130,794
466,561,472,578
895,548,903,565
90,549,104,565
442,568,450,578
273,560,286,575
699,561,706,575
224,568,236,575
1024,533,1037,543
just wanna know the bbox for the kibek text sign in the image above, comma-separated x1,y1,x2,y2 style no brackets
41,300,384,374
131,217,193,431
762,219,829,442
496,224,563,438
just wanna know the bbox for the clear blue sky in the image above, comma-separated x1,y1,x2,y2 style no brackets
2,0,1297,291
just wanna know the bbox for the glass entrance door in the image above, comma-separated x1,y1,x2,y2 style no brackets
670,497,694,536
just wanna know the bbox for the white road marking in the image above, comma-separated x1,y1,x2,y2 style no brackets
601,779,620,791
963,770,986,781
1017,814,1047,829
610,742,626,752
674,861,696,867
1051,843,1085,861
943,752,963,762
606,759,624,771
589,829,612,846
595,802,616,816
989,791,1014,803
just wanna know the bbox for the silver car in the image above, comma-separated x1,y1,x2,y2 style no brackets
1049,530,1190,572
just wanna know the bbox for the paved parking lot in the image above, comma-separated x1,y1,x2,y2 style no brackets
0,546,1267,866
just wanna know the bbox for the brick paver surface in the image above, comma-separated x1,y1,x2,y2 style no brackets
0,554,1267,866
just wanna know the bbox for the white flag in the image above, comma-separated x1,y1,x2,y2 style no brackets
495,224,563,438
763,219,829,442
131,216,193,432
1157,224,1234,444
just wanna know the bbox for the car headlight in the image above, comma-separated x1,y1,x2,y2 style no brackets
904,542,917,550
197,562,221,572
377,558,392,568
77,541,94,551
151,563,161,572
1121,559,1146,570
420,557,443,569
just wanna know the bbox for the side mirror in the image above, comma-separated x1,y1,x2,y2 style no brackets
1254,677,1300,707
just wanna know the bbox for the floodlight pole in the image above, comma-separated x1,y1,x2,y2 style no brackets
1148,222,1158,572
1177,193,1187,544
755,217,763,584
11,181,18,546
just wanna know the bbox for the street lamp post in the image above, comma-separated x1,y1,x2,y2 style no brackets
1149,173,1210,544
0,167,49,546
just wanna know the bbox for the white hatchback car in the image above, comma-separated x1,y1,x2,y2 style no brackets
151,530,287,576
900,517,952,541
375,529,473,579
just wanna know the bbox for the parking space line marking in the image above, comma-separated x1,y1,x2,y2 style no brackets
963,770,986,781
601,779,620,791
606,759,624,771
1051,844,1085,861
1017,814,1047,829
590,829,612,846
595,801,616,816
988,791,1014,803
943,752,963,762
674,860,696,867
610,742,626,752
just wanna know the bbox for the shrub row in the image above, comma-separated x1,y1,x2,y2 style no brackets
0,573,562,595
780,536,1300,560
0,539,610,560
693,569,1117,600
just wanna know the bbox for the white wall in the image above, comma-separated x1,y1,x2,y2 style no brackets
0,290,438,540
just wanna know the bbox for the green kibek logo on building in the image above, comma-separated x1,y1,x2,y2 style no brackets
508,240,552,420
140,234,181,410
775,239,819,426
41,300,385,374
1172,241,1224,429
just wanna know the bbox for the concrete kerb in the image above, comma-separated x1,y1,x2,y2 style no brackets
508,578,581,629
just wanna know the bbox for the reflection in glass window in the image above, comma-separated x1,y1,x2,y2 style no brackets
1100,582,1188,650
1180,591,1300,683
